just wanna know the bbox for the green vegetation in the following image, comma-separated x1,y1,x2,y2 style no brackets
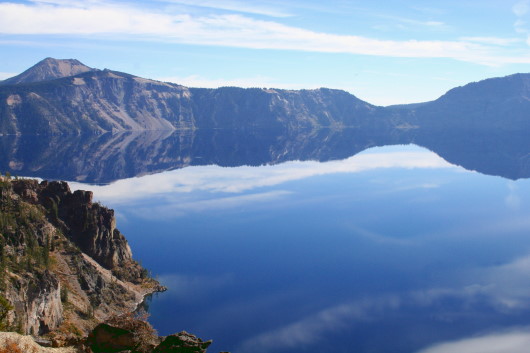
0,178,55,276
0,295,13,330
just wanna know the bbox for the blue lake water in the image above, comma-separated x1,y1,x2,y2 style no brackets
72,144,530,353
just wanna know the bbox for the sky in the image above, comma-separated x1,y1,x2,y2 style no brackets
1,0,530,105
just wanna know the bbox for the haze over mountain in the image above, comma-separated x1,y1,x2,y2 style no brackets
0,58,529,135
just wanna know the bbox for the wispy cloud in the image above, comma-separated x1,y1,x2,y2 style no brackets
0,72,17,80
1,1,530,65
158,0,292,18
129,190,293,219
513,0,530,17
159,74,283,89
460,36,522,46
375,14,446,29
512,0,530,44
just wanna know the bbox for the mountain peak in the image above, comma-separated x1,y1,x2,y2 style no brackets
1,57,95,85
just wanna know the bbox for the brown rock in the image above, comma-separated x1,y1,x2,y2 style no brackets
153,331,212,353
86,323,137,352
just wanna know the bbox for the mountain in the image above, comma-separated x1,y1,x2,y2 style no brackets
0,57,96,86
0,58,530,135
398,73,530,130
0,58,384,135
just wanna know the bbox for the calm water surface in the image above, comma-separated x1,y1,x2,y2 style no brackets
74,144,530,353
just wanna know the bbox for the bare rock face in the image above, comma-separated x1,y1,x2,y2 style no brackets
1,177,163,339
14,179,134,271
86,323,137,352
153,331,212,353
23,271,63,336
86,319,214,353
5,271,63,335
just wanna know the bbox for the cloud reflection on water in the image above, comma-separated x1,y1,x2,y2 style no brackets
415,328,530,353
71,146,455,205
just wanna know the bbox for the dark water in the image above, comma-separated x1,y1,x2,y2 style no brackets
3,128,530,352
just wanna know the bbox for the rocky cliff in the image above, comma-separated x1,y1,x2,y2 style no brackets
0,58,385,135
0,176,164,344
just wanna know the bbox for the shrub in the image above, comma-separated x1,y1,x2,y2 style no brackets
0,340,24,353
0,295,13,331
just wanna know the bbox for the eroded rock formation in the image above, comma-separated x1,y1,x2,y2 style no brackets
0,177,164,342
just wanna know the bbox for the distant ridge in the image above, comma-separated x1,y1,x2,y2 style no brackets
0,58,530,134
404,73,530,130
0,57,96,85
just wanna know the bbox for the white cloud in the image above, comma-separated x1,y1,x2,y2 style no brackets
460,36,522,46
159,0,292,18
376,14,446,28
513,0,530,17
129,190,293,219
159,74,284,89
0,72,17,80
512,1,530,47
1,1,530,65
415,328,530,353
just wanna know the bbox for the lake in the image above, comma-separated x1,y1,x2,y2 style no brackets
4,129,530,353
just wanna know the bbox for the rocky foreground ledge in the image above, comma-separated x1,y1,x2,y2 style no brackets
0,177,221,352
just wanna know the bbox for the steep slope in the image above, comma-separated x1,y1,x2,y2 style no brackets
0,70,187,134
0,59,384,135
0,58,95,86
401,73,530,130
0,177,163,344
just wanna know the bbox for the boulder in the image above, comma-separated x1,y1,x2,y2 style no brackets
153,331,212,353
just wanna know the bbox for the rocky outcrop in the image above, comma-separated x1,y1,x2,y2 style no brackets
153,332,212,353
86,317,214,353
0,177,164,340
4,271,63,336
12,179,141,279
0,331,77,352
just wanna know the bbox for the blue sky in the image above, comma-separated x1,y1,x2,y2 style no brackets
1,0,530,105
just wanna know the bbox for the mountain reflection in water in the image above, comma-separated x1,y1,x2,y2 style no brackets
2,127,530,183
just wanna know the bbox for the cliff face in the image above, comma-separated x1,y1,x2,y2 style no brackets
0,177,163,342
18,180,134,271
4,270,63,336
0,59,384,135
